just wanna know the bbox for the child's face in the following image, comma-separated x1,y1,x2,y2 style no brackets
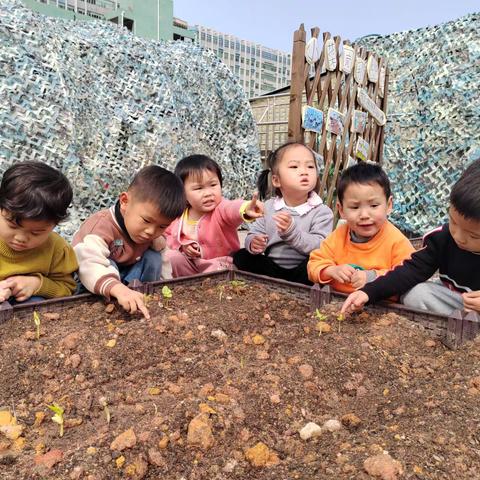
338,182,392,238
183,169,222,216
449,206,480,253
0,210,55,252
119,193,172,245
272,145,318,201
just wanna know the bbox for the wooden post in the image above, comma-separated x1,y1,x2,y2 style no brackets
288,24,306,142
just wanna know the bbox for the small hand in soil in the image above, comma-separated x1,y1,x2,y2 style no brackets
110,284,150,319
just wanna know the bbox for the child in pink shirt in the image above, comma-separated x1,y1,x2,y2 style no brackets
165,155,263,277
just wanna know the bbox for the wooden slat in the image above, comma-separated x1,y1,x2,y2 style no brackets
287,24,306,142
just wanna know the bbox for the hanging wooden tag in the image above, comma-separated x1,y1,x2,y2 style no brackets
340,45,355,74
357,88,386,126
324,38,337,71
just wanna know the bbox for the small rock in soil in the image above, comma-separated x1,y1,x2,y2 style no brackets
60,332,81,350
211,329,228,341
187,413,214,451
298,364,313,379
147,448,165,467
245,442,279,467
70,354,81,369
0,424,24,440
43,312,60,321
34,449,63,470
125,454,148,479
299,422,322,440
341,413,362,429
323,419,342,432
110,428,137,451
364,453,403,480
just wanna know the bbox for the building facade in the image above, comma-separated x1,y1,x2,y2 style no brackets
194,25,291,98
22,0,196,41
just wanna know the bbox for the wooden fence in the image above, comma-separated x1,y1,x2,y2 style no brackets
288,25,389,213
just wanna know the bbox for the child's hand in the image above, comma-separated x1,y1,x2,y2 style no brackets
3,275,41,302
181,243,201,258
341,291,370,314
250,234,268,254
350,270,368,289
463,290,480,313
110,284,150,319
273,211,293,233
152,235,167,252
0,286,12,302
244,193,264,219
323,264,356,284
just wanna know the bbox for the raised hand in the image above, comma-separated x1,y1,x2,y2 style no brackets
244,193,264,219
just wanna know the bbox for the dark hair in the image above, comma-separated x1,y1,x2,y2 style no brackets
257,142,319,200
174,155,223,187
0,161,73,224
128,165,186,220
450,158,480,221
337,162,391,204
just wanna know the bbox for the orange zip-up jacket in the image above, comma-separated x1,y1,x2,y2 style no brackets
307,221,415,293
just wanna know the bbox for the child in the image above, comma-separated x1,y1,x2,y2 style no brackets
165,154,263,277
308,162,414,293
0,161,78,303
233,142,333,285
73,165,185,318
341,158,480,316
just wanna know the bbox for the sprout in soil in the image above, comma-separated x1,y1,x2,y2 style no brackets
47,403,65,437
315,309,327,322
99,396,110,424
161,286,172,308
337,313,345,332
143,293,154,306
217,284,226,301
33,311,41,340
230,280,246,292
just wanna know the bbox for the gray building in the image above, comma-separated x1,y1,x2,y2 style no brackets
194,25,291,98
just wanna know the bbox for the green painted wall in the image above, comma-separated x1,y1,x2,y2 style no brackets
22,0,94,22
22,0,181,42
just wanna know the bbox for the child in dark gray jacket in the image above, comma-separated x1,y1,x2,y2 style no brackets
234,142,333,285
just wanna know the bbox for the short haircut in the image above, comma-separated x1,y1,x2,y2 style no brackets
174,155,223,187
128,165,186,220
450,158,480,221
0,161,73,224
337,162,391,204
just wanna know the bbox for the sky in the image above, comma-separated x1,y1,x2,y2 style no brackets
173,0,478,52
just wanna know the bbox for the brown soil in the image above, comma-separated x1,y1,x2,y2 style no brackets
1,278,480,479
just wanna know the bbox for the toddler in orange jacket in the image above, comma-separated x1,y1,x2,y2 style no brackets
308,162,414,293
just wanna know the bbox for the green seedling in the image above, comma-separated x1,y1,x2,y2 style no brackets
99,396,110,424
161,286,172,309
337,313,345,332
143,293,154,306
47,403,64,437
230,280,246,293
33,311,41,340
218,284,226,301
315,309,327,322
